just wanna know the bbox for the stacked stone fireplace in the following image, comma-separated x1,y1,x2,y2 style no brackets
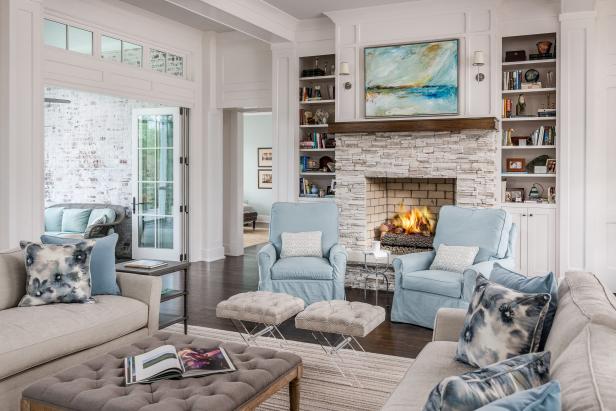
335,130,498,265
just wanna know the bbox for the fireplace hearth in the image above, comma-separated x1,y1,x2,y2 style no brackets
366,177,455,254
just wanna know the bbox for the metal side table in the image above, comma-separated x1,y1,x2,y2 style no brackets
115,260,190,334
362,250,391,306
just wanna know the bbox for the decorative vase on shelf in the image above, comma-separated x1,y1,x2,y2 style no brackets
311,186,319,195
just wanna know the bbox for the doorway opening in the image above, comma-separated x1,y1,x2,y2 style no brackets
242,112,273,249
43,86,188,261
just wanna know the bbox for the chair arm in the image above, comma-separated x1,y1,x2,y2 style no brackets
432,307,467,342
392,251,435,274
461,257,516,301
329,244,348,280
257,243,277,287
116,272,162,335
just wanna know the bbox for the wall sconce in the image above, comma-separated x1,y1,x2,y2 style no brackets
339,61,352,90
472,51,485,82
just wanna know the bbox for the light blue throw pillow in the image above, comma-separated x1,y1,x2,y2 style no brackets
423,352,551,411
490,263,558,350
61,208,92,233
44,207,64,231
41,233,120,296
476,381,561,411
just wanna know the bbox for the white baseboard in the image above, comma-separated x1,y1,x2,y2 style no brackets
224,241,244,256
201,246,226,262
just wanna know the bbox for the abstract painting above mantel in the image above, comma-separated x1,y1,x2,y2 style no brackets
364,39,459,117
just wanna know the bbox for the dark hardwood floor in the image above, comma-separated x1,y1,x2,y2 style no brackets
171,245,432,359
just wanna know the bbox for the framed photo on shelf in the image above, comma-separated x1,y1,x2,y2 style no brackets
258,147,273,167
546,158,556,174
506,158,526,172
258,169,272,189
505,188,525,203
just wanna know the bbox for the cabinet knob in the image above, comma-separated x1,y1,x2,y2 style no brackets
522,214,527,217
529,214,534,217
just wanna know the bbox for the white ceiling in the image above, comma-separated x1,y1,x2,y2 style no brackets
263,0,417,19
121,0,232,32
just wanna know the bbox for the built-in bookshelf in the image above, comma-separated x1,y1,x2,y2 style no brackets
500,33,558,206
298,53,336,202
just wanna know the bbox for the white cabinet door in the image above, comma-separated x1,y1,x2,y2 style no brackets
526,208,556,276
503,206,527,273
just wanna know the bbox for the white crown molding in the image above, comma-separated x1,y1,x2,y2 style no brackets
559,10,597,22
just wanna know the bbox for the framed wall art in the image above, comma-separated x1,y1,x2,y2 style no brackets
364,39,459,117
258,147,272,168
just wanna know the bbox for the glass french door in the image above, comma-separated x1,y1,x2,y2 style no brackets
131,108,185,261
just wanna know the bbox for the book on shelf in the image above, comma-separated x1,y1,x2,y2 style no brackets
124,260,167,269
504,126,556,147
502,97,513,118
125,345,236,385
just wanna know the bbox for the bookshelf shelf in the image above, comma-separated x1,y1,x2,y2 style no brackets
502,59,556,68
299,99,335,105
298,53,337,201
502,117,556,122
502,145,556,150
501,173,556,178
299,75,335,81
502,87,556,94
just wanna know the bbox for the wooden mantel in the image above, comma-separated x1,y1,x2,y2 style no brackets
327,117,498,134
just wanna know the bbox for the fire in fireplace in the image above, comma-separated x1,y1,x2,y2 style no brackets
379,203,436,252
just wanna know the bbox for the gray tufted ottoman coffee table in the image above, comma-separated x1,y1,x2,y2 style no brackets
295,300,385,386
216,291,305,346
21,332,303,411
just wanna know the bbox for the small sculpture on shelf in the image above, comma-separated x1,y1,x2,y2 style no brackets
314,109,329,125
516,94,526,116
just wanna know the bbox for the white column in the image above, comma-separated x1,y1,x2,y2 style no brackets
271,43,297,203
0,0,44,249
558,10,596,274
222,110,244,256
199,31,225,261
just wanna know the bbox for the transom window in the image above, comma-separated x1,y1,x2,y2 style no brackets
43,19,92,55
150,49,184,77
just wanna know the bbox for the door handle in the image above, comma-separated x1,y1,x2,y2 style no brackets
132,197,145,214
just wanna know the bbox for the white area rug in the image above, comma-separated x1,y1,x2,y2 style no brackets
244,225,270,248
165,324,413,411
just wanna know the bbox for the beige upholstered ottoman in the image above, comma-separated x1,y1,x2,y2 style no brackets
295,300,385,385
216,291,305,345
21,332,303,411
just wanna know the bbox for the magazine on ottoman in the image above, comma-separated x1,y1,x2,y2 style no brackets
125,345,236,385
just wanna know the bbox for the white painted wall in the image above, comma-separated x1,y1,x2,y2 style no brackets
243,113,273,219
216,31,272,109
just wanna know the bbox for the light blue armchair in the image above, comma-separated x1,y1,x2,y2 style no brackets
257,202,348,305
391,206,517,328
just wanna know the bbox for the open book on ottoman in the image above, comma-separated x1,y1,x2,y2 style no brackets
125,344,236,385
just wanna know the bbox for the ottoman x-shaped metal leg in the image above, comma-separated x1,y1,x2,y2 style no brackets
231,319,288,347
310,331,366,387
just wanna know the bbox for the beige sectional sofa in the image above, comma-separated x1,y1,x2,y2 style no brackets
383,271,616,410
0,248,162,411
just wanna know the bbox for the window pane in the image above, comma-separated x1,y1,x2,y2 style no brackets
43,19,66,49
150,49,166,73
166,53,183,77
156,217,173,249
101,35,121,62
122,41,142,67
67,26,92,55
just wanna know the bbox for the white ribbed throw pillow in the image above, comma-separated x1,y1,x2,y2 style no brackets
430,244,479,273
280,231,322,258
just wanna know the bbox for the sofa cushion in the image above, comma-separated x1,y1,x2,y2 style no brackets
18,241,95,307
0,294,147,380
424,352,551,411
401,270,462,298
490,263,558,351
456,275,550,368
41,233,120,296
550,315,616,411
0,248,27,310
44,207,64,232
382,341,473,410
270,256,333,280
61,208,92,233
433,206,512,263
87,208,116,227
476,381,561,411
545,271,616,360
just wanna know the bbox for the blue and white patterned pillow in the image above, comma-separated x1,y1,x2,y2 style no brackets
423,351,551,411
456,274,551,368
18,241,95,306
